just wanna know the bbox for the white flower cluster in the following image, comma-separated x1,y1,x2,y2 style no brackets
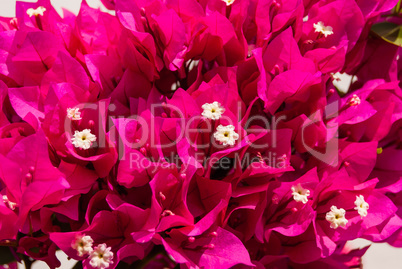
71,234,114,269
289,183,370,229
201,102,240,146
325,195,369,229
68,108,97,150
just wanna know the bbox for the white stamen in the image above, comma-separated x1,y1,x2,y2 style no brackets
67,108,82,121
213,125,239,146
26,6,46,17
326,205,348,229
71,129,96,150
201,101,225,120
313,21,333,37
354,195,369,218
71,233,93,257
89,243,114,269
291,184,310,204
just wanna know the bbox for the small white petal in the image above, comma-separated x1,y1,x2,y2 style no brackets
326,205,348,229
2,195,17,210
71,129,96,150
313,21,333,37
201,101,225,120
291,184,310,204
89,243,114,269
354,195,369,218
213,125,239,146
67,108,82,121
71,234,93,257
26,6,46,17
348,94,361,106
222,0,235,6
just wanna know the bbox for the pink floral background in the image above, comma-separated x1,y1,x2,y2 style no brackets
0,0,402,268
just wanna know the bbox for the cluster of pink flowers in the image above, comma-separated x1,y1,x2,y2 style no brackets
0,0,401,268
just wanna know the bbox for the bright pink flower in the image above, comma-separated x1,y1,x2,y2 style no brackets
0,131,69,231
163,227,254,268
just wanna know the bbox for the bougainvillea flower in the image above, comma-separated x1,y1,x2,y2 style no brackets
162,227,253,268
0,131,69,231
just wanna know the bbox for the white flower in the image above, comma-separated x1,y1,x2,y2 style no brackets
89,243,114,269
313,21,333,37
67,108,82,121
354,195,369,218
2,195,17,210
213,125,239,146
347,94,361,106
222,0,235,6
71,234,93,257
326,206,348,229
71,129,96,150
201,101,225,120
26,6,46,17
291,184,310,204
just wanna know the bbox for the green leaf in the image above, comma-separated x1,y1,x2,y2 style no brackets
371,22,402,47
